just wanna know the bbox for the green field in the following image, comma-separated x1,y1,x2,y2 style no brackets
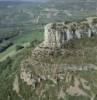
0,31,43,61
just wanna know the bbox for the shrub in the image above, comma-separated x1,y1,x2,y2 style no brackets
30,39,41,48
16,45,24,51
0,41,13,53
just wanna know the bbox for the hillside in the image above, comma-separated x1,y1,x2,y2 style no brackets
0,37,97,100
0,16,97,100
0,0,97,100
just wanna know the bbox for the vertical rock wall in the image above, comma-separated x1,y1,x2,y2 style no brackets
43,17,97,48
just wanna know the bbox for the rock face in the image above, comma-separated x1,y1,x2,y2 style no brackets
44,23,67,48
43,17,97,48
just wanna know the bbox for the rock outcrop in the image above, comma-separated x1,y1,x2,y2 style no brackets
43,17,97,48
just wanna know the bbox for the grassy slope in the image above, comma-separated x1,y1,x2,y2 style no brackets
36,36,97,65
13,31,43,44
0,48,32,100
0,57,97,100
0,31,43,61
0,37,97,100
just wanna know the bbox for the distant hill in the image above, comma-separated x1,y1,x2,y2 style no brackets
49,0,97,3
0,0,48,2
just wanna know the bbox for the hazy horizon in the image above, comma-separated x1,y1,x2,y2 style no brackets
0,0,48,2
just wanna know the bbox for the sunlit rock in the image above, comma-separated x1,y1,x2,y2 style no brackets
38,17,97,49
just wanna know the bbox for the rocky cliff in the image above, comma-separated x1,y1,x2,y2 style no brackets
7,17,97,100
43,17,97,48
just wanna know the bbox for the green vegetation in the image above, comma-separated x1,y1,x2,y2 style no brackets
0,48,32,100
35,36,97,65
0,54,97,100
0,1,97,100
30,39,42,48
0,41,13,53
0,1,97,60
0,31,43,61
0,39,97,99
16,45,24,51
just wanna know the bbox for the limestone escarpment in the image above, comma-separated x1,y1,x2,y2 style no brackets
43,17,97,48
17,17,97,100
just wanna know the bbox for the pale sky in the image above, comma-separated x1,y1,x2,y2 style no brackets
0,0,47,1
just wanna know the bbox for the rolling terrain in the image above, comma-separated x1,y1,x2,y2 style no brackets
0,1,97,60
0,1,97,100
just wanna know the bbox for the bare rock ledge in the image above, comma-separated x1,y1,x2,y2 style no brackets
34,17,97,52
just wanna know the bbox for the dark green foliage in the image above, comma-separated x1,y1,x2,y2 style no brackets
64,36,97,49
67,95,90,100
92,18,97,24
0,57,12,74
0,41,13,53
30,39,41,48
0,32,18,42
0,48,30,100
16,45,24,51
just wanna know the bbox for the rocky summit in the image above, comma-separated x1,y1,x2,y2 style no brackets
42,17,97,48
